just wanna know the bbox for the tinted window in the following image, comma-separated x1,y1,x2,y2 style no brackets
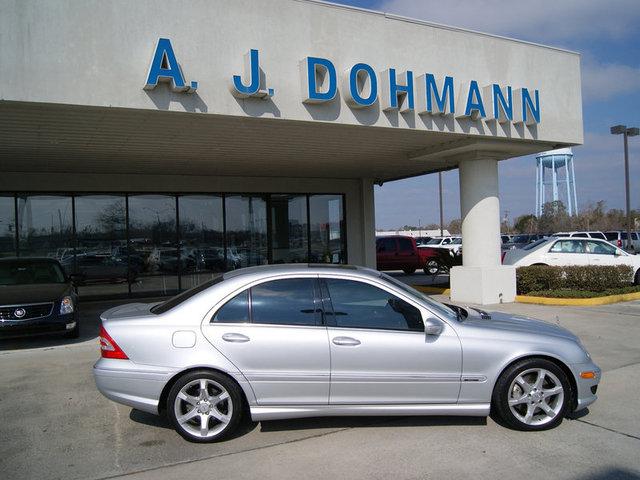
377,238,396,253
251,278,318,326
550,240,585,253
586,241,616,255
398,238,413,252
151,275,224,314
573,233,588,238
633,233,639,240
605,232,618,240
212,290,249,323
523,238,548,250
324,279,423,332
591,232,607,240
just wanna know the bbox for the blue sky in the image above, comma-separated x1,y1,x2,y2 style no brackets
332,0,640,228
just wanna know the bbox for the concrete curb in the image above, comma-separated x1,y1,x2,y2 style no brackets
413,285,450,295
514,291,640,306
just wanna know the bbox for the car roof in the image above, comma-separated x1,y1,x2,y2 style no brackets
223,263,381,281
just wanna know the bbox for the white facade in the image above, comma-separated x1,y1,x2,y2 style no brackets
0,0,584,303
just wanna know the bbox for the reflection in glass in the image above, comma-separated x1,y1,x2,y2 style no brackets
128,195,178,295
225,195,267,268
179,195,225,289
309,195,345,263
74,195,128,296
0,196,15,258
17,196,73,269
271,195,308,263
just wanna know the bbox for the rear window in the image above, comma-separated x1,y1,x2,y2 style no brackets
605,232,619,240
151,274,224,314
522,239,549,251
590,232,607,240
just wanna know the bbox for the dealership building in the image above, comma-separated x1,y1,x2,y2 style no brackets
0,0,583,303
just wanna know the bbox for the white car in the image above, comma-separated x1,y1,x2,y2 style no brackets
422,236,463,255
551,231,607,241
503,237,640,284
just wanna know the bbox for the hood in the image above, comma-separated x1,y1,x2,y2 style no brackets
0,283,71,305
463,308,578,342
101,302,158,321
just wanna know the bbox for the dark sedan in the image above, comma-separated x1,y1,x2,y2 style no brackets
0,258,79,339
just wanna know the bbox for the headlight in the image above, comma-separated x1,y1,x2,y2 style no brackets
60,296,74,315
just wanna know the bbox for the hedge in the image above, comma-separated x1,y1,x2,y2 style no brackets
516,265,634,295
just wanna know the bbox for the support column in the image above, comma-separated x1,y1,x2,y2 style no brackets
450,158,516,304
359,178,377,269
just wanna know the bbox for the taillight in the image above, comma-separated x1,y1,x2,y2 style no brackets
99,325,129,359
617,239,622,248
501,251,506,263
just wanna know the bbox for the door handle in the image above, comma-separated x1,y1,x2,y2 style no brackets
222,333,250,343
332,336,361,346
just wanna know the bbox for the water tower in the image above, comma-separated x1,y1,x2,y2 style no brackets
535,148,578,217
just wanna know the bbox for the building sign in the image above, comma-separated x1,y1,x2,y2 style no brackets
144,38,540,125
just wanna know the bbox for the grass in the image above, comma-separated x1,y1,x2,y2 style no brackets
525,285,640,299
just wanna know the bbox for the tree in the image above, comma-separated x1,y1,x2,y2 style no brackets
514,214,538,234
447,218,462,234
538,200,570,234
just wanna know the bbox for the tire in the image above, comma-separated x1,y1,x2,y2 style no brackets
492,358,571,431
634,269,640,286
167,370,244,443
423,259,440,276
403,268,416,275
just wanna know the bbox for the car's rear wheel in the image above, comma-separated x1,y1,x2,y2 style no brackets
403,268,416,275
424,259,440,275
167,370,243,442
634,269,640,286
492,358,571,431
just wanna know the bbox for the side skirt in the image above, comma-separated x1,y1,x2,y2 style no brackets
250,403,490,421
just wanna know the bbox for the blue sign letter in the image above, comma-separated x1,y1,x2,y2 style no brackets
144,38,195,93
300,57,337,103
489,84,513,123
382,69,414,112
344,63,378,108
458,80,486,119
516,88,541,125
418,74,454,115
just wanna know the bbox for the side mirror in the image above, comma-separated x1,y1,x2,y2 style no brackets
614,249,622,256
424,317,444,336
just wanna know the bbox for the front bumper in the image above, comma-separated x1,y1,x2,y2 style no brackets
93,358,176,414
571,361,601,412
0,312,77,339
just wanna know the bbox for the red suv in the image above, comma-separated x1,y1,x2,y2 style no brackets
376,236,438,275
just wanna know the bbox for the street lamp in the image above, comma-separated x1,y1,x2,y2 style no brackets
610,125,639,250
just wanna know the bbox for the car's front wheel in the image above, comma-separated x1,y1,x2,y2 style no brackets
167,370,243,442
492,358,571,431
424,259,440,275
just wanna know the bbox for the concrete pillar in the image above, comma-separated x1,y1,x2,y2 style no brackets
359,178,377,269
450,157,516,304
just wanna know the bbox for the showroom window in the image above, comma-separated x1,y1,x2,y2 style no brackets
0,192,345,299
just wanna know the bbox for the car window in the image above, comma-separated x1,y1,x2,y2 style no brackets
633,233,639,240
452,238,462,244
522,238,548,250
323,278,423,332
250,278,319,326
398,238,413,252
426,238,441,245
604,232,618,241
442,238,451,244
549,240,585,254
151,274,224,314
586,240,616,255
212,290,250,323
377,238,397,253
573,233,588,238
591,232,607,240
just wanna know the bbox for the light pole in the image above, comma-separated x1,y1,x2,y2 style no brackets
610,125,639,250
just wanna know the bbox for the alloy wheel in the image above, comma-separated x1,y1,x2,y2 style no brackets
507,368,564,426
173,378,233,438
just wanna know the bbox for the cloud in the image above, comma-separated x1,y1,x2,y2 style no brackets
376,0,640,45
581,62,640,102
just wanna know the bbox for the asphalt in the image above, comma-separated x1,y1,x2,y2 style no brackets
1,273,639,480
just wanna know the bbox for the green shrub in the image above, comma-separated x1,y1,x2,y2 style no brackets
516,265,634,295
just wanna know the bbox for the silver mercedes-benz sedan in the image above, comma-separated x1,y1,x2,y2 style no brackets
94,264,600,442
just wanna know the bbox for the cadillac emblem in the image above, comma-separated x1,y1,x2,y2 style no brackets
14,308,26,318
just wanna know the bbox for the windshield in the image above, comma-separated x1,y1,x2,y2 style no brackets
381,273,459,322
0,260,66,285
512,235,531,243
151,274,224,314
426,238,442,245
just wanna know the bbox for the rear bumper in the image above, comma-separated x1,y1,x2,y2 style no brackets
570,361,601,412
0,312,77,339
93,358,176,415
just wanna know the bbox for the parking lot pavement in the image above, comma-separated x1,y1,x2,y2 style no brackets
1,298,639,480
